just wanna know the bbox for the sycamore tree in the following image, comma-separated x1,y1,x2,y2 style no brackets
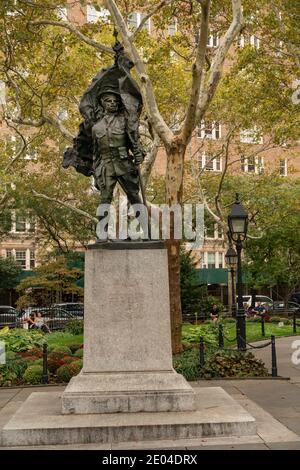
1,0,245,352
2,1,298,352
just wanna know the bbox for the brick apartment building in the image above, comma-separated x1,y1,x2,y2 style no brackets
1,1,299,305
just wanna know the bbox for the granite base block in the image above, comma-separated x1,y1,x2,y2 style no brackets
61,371,195,414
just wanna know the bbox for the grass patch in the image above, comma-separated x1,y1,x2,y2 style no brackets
46,332,83,349
183,321,299,348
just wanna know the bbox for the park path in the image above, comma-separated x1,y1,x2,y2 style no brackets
249,334,300,379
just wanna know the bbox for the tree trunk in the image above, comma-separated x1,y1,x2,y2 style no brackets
165,142,185,354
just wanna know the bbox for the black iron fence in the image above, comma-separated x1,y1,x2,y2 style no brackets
199,333,278,377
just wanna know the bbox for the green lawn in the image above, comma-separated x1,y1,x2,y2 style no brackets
44,321,298,351
46,332,83,348
182,320,299,348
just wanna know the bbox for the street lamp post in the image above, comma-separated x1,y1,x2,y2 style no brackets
225,247,237,317
228,193,248,352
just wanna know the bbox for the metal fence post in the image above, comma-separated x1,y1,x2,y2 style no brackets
261,315,265,337
42,343,48,384
218,324,224,348
271,335,278,378
293,312,297,334
199,337,205,368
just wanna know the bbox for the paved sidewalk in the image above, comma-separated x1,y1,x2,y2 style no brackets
1,336,300,450
250,335,300,379
1,380,300,450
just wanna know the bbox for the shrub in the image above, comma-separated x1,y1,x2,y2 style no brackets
74,348,84,358
31,359,43,367
68,343,83,354
65,319,84,335
17,348,43,359
52,346,72,356
62,355,78,364
0,328,45,352
173,348,200,381
0,356,27,386
200,351,269,379
24,365,43,384
48,358,64,373
5,351,16,360
182,323,218,346
57,360,82,383
48,351,68,361
47,351,66,372
0,369,17,387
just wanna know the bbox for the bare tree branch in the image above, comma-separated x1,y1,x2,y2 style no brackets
30,189,98,223
196,0,244,123
131,0,171,40
141,132,161,186
4,121,28,172
42,113,75,142
104,0,174,147
181,0,210,143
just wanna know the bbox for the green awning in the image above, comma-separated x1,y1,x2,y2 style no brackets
193,268,248,285
194,268,229,285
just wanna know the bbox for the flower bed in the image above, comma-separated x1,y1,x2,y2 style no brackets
0,328,84,386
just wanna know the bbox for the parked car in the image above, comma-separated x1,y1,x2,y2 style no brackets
22,307,74,331
273,301,300,316
289,293,300,305
237,295,274,309
0,306,21,329
51,303,84,317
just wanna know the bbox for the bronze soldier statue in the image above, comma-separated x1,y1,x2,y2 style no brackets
62,40,146,240
92,91,144,207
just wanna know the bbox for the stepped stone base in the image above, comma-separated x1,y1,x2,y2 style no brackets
0,387,256,447
62,371,195,414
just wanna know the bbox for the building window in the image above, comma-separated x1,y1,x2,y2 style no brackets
240,128,263,144
198,121,221,140
207,34,219,48
279,159,288,176
28,215,36,233
215,156,221,171
15,251,26,269
207,252,216,269
58,109,68,121
15,214,26,232
10,211,36,234
128,12,150,31
241,156,264,174
217,252,224,268
5,249,35,270
0,81,6,105
247,156,255,173
200,153,222,172
216,224,223,239
87,5,109,23
30,251,35,269
57,7,67,20
168,20,177,35
250,35,260,49
24,146,38,161
205,221,215,239
238,35,260,49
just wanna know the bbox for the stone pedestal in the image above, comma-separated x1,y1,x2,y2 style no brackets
62,241,195,414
